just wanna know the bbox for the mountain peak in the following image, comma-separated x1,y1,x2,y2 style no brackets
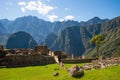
88,17,101,23
86,16,109,25
91,16,101,20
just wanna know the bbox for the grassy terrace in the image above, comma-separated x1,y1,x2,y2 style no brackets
0,63,120,80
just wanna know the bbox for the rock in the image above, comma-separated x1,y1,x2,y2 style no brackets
68,65,84,78
53,72,59,76
93,65,101,69
83,65,91,70
83,63,92,70
54,68,59,70
99,63,106,69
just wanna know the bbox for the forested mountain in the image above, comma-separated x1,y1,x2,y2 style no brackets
84,16,120,57
6,31,37,49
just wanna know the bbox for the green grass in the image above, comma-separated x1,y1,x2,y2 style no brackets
0,64,120,80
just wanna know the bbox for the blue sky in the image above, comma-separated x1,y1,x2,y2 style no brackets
0,0,120,22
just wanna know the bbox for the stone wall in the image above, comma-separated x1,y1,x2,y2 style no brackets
62,59,95,63
5,54,55,67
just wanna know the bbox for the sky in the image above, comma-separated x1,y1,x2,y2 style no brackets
0,0,120,22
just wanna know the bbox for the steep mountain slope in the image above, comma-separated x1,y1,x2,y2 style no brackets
1,15,119,57
0,16,80,44
51,16,120,57
5,16,52,43
80,17,109,26
6,31,37,49
51,26,87,56
0,19,12,31
99,16,120,57
51,20,80,34
44,32,57,48
0,22,6,33
0,33,10,47
0,22,9,46
85,16,120,58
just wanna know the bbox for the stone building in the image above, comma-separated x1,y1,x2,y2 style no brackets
34,46,49,55
7,49,33,55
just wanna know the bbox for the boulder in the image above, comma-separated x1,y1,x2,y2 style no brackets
67,65,84,78
83,65,91,70
93,65,101,69
53,72,59,76
83,63,92,70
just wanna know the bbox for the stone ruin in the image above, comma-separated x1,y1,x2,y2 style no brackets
5,54,55,67
51,51,62,56
34,46,49,55
76,56,120,70
7,49,33,55
92,57,120,68
48,51,68,66
0,45,56,67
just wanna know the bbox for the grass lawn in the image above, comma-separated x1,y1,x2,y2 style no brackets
0,63,120,80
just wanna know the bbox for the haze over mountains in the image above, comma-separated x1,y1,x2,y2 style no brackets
0,15,120,57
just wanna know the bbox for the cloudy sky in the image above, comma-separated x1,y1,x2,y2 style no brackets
0,0,120,22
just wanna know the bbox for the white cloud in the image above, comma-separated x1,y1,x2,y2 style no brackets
47,14,58,22
59,15,75,21
18,1,55,15
25,1,37,11
59,19,64,22
21,7,26,13
36,1,54,15
18,2,26,6
64,15,74,20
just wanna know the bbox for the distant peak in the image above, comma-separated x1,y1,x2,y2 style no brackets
89,17,101,21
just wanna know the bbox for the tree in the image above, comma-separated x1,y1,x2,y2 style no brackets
90,34,105,58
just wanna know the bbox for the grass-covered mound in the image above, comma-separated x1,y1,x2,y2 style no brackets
0,64,120,80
